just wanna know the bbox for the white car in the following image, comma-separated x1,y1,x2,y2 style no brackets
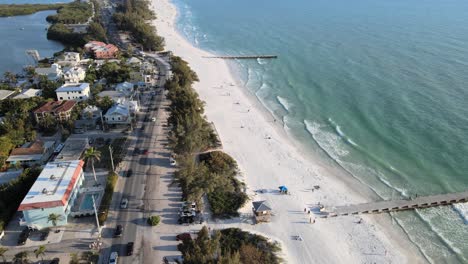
120,198,128,209
109,252,118,264
151,117,156,122
170,158,177,166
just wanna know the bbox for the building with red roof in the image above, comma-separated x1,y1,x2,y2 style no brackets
34,100,76,123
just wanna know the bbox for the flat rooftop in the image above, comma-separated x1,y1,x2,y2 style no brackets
18,160,84,210
55,138,88,161
56,83,90,92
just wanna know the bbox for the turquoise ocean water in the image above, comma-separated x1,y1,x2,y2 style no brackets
172,0,468,262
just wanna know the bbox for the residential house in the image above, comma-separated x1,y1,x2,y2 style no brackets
18,160,85,229
126,57,142,66
0,90,15,101
56,52,81,67
115,81,135,98
104,104,132,125
84,41,119,59
34,100,76,123
63,67,86,83
35,63,62,81
120,99,139,113
56,83,91,102
6,140,56,166
97,90,127,102
74,105,102,132
13,88,42,99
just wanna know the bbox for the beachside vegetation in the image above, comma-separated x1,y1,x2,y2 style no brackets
112,0,164,51
0,3,64,17
166,56,247,216
178,226,281,264
98,61,131,84
0,167,42,232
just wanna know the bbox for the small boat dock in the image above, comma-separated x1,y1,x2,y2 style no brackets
323,190,468,218
203,55,277,59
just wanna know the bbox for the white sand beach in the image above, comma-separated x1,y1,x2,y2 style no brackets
150,0,424,263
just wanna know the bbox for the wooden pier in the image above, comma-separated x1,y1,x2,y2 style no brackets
323,191,468,218
203,55,277,59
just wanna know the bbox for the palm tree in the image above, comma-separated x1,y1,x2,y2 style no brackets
84,147,101,183
34,245,46,261
13,251,28,264
47,213,63,228
0,247,8,264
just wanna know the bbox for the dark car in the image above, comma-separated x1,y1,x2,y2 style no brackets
40,229,50,241
126,242,134,256
114,225,123,237
17,228,30,245
178,216,194,225
50,258,60,264
133,148,140,156
126,169,133,178
176,233,192,241
143,149,149,155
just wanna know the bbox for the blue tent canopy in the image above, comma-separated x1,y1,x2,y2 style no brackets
278,186,288,192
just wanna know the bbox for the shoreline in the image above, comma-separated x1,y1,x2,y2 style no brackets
151,0,423,262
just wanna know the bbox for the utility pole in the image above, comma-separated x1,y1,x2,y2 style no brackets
109,145,115,172
100,111,105,131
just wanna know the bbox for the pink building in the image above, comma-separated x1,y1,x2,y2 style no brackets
84,41,119,59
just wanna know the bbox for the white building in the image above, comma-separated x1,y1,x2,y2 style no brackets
56,83,91,102
18,160,85,229
119,99,139,113
63,67,86,83
56,52,81,67
104,104,132,125
35,63,62,81
13,88,42,99
115,81,135,98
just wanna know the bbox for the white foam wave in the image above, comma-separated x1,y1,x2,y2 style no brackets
304,120,349,159
276,96,292,112
378,177,409,197
453,202,468,224
327,118,359,147
257,58,268,65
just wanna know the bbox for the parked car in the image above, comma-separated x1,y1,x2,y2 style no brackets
151,117,156,122
50,258,60,264
178,216,194,225
176,233,192,241
109,252,118,264
17,228,30,245
120,198,129,209
114,225,123,237
170,158,177,166
133,147,140,156
126,169,133,178
40,229,50,241
143,149,149,155
126,242,134,256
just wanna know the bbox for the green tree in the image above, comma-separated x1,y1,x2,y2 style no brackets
35,76,60,99
38,115,57,134
87,22,107,42
69,253,79,264
33,245,46,261
13,251,28,264
95,96,114,112
47,213,63,227
84,147,101,183
0,247,8,264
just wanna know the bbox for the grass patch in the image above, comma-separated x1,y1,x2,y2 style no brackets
97,171,118,225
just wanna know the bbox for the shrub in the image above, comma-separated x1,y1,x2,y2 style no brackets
147,215,160,226
97,172,118,225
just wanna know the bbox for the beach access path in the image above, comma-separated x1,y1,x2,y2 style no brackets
149,0,427,263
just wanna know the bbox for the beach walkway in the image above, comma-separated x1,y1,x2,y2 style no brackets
325,191,468,217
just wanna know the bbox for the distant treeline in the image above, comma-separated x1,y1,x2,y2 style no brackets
46,0,107,47
0,3,64,17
